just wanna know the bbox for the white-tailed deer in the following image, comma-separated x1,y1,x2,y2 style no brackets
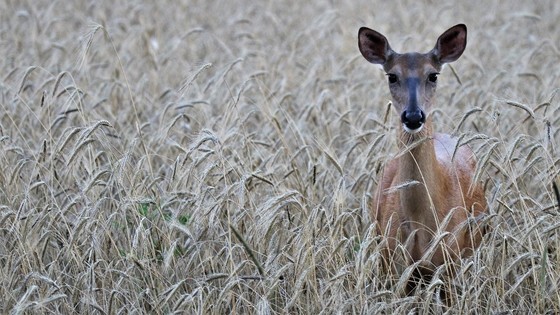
358,24,487,287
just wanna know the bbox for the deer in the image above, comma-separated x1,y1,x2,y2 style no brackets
358,24,488,292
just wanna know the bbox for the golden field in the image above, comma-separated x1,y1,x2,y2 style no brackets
1,0,559,313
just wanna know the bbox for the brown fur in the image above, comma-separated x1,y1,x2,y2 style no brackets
372,125,487,275
359,24,488,281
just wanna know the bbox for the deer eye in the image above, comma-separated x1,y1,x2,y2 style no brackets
387,73,398,84
428,73,439,83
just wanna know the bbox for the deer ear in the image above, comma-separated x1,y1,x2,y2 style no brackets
358,27,392,65
433,24,467,64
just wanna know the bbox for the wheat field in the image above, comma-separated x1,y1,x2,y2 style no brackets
1,0,559,314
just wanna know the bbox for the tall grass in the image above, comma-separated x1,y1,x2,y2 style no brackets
1,0,559,313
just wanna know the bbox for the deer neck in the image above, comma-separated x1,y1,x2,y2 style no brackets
397,123,442,232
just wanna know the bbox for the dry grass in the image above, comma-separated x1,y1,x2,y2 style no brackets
1,0,559,314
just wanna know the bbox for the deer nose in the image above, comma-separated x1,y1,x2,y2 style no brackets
401,108,426,133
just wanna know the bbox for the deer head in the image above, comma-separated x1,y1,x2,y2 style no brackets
358,24,467,134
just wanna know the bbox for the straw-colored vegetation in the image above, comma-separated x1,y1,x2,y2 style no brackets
1,0,559,313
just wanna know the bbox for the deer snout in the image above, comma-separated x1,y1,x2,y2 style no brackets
401,107,425,133
399,77,426,134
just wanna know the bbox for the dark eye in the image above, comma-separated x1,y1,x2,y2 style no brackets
387,73,398,84
428,73,439,83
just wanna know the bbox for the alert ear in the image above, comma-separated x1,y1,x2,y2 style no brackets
433,24,467,64
358,27,393,65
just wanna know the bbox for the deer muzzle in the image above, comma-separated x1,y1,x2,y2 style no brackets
401,78,426,133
